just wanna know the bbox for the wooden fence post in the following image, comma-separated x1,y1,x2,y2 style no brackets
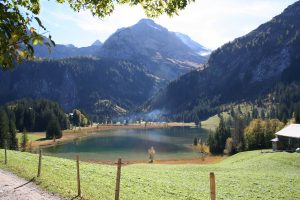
115,158,122,200
210,172,216,200
76,155,81,197
37,149,42,177
4,142,7,165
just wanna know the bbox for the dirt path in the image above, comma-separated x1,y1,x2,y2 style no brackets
0,169,62,200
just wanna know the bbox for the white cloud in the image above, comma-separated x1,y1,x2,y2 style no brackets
39,0,298,49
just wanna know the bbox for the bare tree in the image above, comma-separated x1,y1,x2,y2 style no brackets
148,146,156,163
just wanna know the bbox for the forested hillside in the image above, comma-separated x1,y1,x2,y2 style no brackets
0,58,164,120
146,1,300,122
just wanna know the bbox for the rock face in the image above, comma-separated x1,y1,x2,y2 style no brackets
174,32,211,56
147,1,300,119
98,19,208,81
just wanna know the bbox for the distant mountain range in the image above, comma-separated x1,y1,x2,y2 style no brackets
34,19,210,81
34,40,102,59
145,1,300,121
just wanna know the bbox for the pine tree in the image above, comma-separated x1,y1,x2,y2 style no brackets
9,119,18,150
46,117,62,139
21,129,28,151
0,110,9,148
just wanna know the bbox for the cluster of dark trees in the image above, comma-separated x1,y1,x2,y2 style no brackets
207,116,231,154
0,99,72,149
0,109,18,149
70,109,91,127
10,99,70,133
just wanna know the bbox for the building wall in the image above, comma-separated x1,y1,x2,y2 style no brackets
277,136,300,150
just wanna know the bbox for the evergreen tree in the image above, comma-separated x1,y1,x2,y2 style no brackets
0,110,9,148
9,119,18,150
232,116,245,152
21,129,28,152
72,109,81,126
260,109,265,119
252,107,259,118
208,116,231,154
46,117,62,139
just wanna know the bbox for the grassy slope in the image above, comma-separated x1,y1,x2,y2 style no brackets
201,112,230,130
0,150,299,199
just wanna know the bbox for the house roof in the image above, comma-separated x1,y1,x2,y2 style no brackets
275,124,300,139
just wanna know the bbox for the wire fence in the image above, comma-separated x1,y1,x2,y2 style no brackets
1,146,216,200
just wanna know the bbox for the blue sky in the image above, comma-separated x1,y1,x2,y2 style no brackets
38,0,298,50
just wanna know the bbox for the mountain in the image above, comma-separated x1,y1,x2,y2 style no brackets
91,40,102,46
34,40,102,59
33,19,209,81
98,19,208,81
0,58,165,120
174,32,211,56
146,1,300,121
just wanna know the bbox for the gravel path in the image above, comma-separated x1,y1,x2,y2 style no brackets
0,169,62,200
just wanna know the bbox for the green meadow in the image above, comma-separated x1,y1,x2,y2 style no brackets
0,150,299,199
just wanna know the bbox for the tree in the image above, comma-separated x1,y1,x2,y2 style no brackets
232,116,245,152
9,119,18,150
0,110,9,148
46,117,62,139
193,137,198,146
148,146,156,163
21,129,28,151
208,116,231,154
244,119,284,150
1,0,193,70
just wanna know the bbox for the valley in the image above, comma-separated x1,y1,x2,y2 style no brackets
1,1,300,200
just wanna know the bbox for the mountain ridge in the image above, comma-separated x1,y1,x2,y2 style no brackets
145,1,300,121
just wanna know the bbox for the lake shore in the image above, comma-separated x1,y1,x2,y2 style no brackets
86,155,226,165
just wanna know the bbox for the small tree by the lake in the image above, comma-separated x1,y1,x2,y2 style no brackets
148,146,156,163
46,117,62,139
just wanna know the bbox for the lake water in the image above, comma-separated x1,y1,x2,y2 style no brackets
42,127,209,161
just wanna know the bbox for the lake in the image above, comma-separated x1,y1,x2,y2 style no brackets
42,126,209,161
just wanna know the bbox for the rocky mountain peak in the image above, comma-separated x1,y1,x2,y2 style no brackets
91,40,102,46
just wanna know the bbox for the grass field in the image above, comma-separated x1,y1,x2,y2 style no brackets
16,132,44,143
201,112,230,130
0,150,299,199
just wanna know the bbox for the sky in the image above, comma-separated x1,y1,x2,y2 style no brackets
38,0,298,50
